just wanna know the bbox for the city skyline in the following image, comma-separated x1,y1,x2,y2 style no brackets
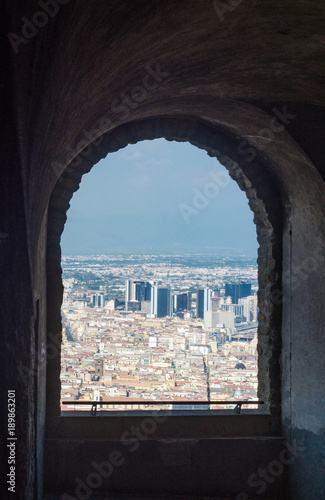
60,254,258,411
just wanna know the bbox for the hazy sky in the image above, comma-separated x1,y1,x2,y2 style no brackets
61,139,258,256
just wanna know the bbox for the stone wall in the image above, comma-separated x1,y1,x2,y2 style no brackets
1,1,325,498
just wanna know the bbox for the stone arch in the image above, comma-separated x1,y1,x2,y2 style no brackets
46,115,284,417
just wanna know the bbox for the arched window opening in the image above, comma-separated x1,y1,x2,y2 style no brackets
46,116,283,420
59,138,260,412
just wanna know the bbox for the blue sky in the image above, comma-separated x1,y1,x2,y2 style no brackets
61,139,258,256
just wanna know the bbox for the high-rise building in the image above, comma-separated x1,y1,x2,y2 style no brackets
151,285,172,317
126,279,144,302
225,282,252,304
173,292,191,313
221,303,244,317
91,292,105,308
125,280,152,310
145,282,152,301
125,279,134,303
134,281,146,301
196,288,211,319
211,296,222,311
238,295,258,322
205,310,235,337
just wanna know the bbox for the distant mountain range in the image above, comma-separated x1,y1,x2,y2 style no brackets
61,209,258,256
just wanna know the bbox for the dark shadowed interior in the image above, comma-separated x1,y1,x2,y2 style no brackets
1,1,325,499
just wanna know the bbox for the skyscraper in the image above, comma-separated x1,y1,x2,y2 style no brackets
91,292,105,308
173,292,191,313
145,282,152,301
151,285,172,317
125,279,134,304
125,280,152,310
225,282,252,304
196,288,211,319
238,295,258,322
134,281,145,301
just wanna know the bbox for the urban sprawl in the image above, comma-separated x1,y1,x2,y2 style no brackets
61,255,259,411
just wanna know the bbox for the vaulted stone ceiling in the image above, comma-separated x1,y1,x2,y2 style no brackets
4,0,325,261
